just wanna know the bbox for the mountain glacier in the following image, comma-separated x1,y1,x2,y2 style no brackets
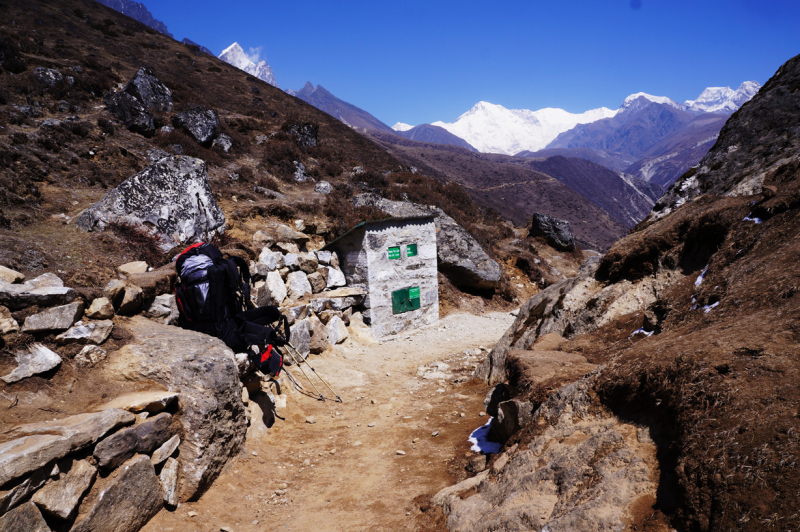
392,122,414,132
219,42,278,87
430,82,761,156
431,102,617,155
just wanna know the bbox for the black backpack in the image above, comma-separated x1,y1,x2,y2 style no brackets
174,242,289,376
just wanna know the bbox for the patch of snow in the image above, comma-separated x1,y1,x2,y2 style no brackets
468,418,502,454
743,214,762,224
621,92,684,110
392,122,414,132
684,81,761,114
695,266,708,287
702,301,720,313
219,42,278,87
628,328,654,339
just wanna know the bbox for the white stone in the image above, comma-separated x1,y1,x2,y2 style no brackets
54,320,113,345
28,273,64,288
0,265,24,284
315,250,332,265
74,346,107,367
257,248,279,271
31,459,96,519
325,267,346,289
151,435,181,465
284,253,300,271
160,457,179,506
85,297,114,319
326,316,349,345
2,344,62,383
286,271,312,300
0,305,19,334
22,302,83,333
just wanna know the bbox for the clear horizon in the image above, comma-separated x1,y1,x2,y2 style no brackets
144,0,800,127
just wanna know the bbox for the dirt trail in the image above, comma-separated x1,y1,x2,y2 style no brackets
142,311,514,532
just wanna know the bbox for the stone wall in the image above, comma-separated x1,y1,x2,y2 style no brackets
363,218,439,337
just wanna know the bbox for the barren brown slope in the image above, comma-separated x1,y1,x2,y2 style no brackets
471,52,800,532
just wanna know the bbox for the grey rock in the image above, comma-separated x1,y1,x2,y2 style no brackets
2,344,62,383
307,272,326,294
283,253,300,271
529,212,576,252
160,457,180,507
315,250,332,265
85,297,114,319
288,319,311,361
94,412,173,470
0,466,49,515
466,454,487,474
280,304,308,326
212,133,233,153
34,67,63,87
314,180,333,194
257,248,280,270
324,266,346,289
491,399,535,442
0,264,24,284
145,294,178,325
172,106,220,147
102,391,178,414
70,455,163,532
326,315,348,345
255,134,268,145
103,90,155,136
117,283,143,315
76,156,226,253
275,242,300,255
293,161,313,183
0,305,20,334
330,252,340,269
146,148,171,164
353,193,501,289
102,317,246,501
27,273,64,289
124,67,173,112
118,260,148,275
308,315,329,354
264,271,287,306
318,309,342,325
55,319,113,345
0,284,76,311
32,459,96,520
151,435,181,465
483,384,512,418
286,122,318,148
297,253,319,274
0,409,134,487
286,271,312,300
103,279,126,307
252,186,286,200
75,345,107,368
22,302,83,333
0,502,51,532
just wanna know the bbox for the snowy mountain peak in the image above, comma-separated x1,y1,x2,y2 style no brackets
684,81,761,113
621,92,683,110
432,102,617,155
218,42,278,88
392,122,414,132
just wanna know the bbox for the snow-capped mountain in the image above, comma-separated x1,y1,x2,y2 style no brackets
392,122,414,132
431,102,618,155
684,81,761,113
218,42,278,88
620,92,683,111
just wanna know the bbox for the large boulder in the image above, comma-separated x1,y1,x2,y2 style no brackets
1,344,62,384
103,91,155,136
528,212,576,252
172,106,220,146
76,156,226,253
0,283,75,311
0,502,51,532
124,67,172,112
353,193,501,289
103,317,246,501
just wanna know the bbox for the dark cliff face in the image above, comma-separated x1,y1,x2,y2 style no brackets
651,53,800,222
95,0,173,38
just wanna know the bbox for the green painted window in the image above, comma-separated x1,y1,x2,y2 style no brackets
407,244,418,257
392,286,422,314
388,246,401,260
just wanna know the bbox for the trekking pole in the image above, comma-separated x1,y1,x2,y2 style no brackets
283,341,343,403
277,345,325,401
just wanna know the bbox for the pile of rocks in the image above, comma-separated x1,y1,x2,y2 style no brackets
248,222,364,359
0,394,183,531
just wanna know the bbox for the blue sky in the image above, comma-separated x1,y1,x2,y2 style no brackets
147,0,800,126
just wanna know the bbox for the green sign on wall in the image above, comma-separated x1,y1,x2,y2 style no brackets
388,246,401,260
407,244,418,257
392,286,422,314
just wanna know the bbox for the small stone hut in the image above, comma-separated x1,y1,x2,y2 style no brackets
323,216,439,337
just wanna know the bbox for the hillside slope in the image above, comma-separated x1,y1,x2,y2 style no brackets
467,52,800,532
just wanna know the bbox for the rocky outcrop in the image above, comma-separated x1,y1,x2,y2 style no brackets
172,106,220,147
103,91,155,136
353,193,501,289
442,381,658,532
76,156,226,252
528,212,576,251
103,317,246,501
124,67,173,113
476,256,681,385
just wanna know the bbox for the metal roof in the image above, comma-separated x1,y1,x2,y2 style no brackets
322,215,435,251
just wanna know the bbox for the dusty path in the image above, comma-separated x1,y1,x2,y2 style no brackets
143,311,514,532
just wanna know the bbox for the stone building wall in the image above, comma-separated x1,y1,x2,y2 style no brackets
363,218,438,337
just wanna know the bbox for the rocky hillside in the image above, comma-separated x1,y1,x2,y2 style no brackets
433,52,800,532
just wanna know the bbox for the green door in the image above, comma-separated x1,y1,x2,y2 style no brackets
392,286,421,314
